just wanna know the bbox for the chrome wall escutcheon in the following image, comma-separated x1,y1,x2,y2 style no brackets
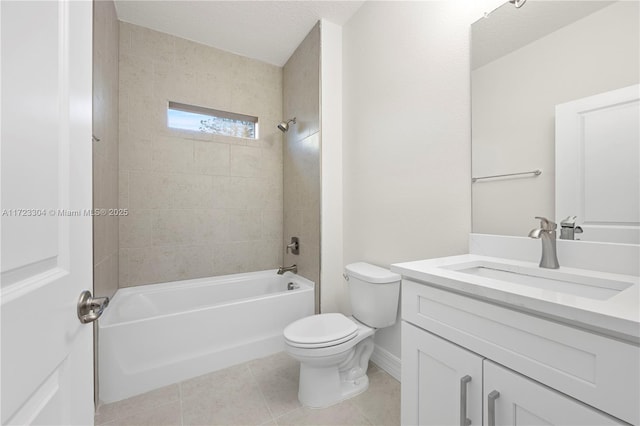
460,375,472,426
77,290,109,324
487,390,500,426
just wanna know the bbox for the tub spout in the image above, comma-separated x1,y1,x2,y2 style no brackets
277,264,297,275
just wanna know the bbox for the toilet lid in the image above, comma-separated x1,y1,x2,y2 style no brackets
284,313,358,347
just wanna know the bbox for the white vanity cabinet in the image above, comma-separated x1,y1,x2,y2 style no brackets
402,322,622,426
483,361,622,426
402,322,483,425
400,278,638,425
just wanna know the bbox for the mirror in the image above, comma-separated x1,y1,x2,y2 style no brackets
471,1,639,244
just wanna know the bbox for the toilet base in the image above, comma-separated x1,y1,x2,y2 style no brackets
296,336,375,408
339,371,370,401
298,365,371,409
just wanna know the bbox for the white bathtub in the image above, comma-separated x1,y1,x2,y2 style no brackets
98,270,314,403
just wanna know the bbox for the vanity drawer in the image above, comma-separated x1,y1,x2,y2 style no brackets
402,279,639,425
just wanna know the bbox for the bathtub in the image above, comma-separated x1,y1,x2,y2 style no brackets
98,270,314,403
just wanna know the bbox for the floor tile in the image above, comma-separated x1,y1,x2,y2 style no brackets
102,401,181,426
275,401,372,426
351,370,401,426
95,384,180,425
181,375,271,425
94,352,400,426
248,352,299,378
250,352,300,417
180,364,254,399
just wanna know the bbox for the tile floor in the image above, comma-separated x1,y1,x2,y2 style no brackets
95,352,400,426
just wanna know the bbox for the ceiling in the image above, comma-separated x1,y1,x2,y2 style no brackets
472,0,615,70
114,0,365,66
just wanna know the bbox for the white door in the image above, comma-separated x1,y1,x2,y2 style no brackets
483,361,624,426
1,1,94,424
556,84,640,244
401,322,483,426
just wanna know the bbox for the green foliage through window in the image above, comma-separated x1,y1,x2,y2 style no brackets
167,101,258,139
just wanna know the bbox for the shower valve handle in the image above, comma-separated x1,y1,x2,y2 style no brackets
286,237,299,255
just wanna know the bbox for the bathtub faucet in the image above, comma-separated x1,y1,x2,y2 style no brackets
277,264,297,275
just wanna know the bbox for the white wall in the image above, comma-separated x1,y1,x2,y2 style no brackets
319,20,344,314
342,1,496,358
472,2,640,237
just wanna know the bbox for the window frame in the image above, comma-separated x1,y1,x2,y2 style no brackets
167,101,259,139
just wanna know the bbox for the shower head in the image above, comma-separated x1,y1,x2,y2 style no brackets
277,117,296,132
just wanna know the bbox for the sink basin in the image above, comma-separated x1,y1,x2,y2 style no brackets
442,260,634,300
391,254,640,344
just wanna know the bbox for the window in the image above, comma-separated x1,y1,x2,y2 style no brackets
167,101,258,139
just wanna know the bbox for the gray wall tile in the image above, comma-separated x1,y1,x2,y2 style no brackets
119,23,284,287
283,23,321,311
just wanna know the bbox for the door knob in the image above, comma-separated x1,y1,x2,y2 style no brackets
77,290,109,324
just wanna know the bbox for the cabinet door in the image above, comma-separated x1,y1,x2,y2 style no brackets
402,322,483,426
483,361,625,425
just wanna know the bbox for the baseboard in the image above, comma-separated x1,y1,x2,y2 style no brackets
371,345,401,382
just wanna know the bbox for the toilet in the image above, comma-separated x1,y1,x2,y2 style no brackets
283,262,401,408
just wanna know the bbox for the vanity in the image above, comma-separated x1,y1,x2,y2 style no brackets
403,1,640,423
391,255,639,425
391,1,640,423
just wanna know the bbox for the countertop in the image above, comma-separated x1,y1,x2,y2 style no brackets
391,254,640,344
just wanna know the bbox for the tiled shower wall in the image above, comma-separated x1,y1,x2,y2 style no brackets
283,23,321,312
118,22,284,287
93,0,119,299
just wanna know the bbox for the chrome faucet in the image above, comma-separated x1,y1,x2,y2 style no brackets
277,264,297,275
559,216,583,240
528,216,560,269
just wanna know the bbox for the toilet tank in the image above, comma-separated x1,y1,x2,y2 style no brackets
345,262,401,328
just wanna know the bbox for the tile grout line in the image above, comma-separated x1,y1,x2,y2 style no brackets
270,406,304,426
247,363,278,424
349,398,375,426
178,382,184,426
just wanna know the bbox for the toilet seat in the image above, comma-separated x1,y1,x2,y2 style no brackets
284,313,358,348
